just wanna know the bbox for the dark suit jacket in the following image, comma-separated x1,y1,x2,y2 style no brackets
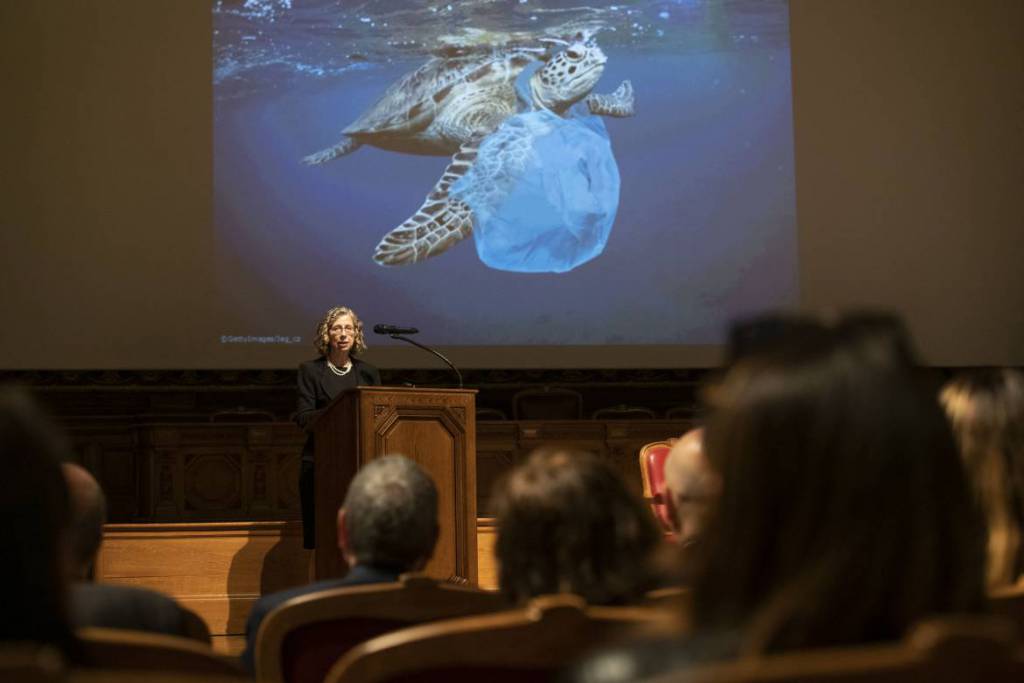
295,356,381,461
240,564,402,673
71,582,197,639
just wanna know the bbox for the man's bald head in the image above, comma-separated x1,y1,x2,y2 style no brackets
62,463,106,579
663,428,719,544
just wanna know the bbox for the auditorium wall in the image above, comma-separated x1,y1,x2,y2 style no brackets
0,0,1022,368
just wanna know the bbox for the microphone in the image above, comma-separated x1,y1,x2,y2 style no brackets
373,323,463,388
373,324,419,335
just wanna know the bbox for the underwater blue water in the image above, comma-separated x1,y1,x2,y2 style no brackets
213,0,798,346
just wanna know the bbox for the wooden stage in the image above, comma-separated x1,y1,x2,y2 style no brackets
95,519,500,655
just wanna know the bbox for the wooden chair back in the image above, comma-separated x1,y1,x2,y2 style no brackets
76,627,245,678
989,581,1024,634
512,387,583,420
592,404,659,420
324,593,668,683
70,672,249,683
0,644,63,683
256,573,507,683
665,616,1024,683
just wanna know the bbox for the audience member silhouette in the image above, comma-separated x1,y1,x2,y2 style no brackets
941,368,1024,586
240,454,439,672
575,312,986,682
693,315,985,654
63,462,206,639
663,428,718,548
0,387,77,657
493,447,661,606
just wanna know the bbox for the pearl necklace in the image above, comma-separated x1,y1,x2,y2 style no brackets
327,359,353,376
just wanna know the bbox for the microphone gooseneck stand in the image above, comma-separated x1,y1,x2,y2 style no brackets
388,334,464,389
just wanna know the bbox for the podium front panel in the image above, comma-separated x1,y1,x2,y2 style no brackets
314,387,477,584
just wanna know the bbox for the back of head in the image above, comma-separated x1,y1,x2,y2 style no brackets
663,428,718,545
941,369,1024,585
0,387,75,651
342,455,438,571
493,447,660,605
694,316,985,652
62,463,107,579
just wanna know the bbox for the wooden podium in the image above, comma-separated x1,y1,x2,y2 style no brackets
312,386,478,584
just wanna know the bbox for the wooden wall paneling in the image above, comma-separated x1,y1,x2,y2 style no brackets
475,422,518,516
183,448,243,516
68,425,139,521
68,418,691,525
137,423,305,521
274,450,302,514
516,421,607,458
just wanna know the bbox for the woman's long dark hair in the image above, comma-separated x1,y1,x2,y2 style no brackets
692,320,986,652
494,448,661,606
0,388,76,655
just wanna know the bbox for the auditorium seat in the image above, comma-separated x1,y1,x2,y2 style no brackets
990,581,1024,635
76,627,246,678
476,406,508,421
638,440,676,534
665,403,697,420
0,642,250,683
323,594,667,683
591,404,658,420
0,644,62,683
69,672,248,683
512,387,583,420
70,673,250,683
678,616,1024,683
255,573,506,683
642,586,690,609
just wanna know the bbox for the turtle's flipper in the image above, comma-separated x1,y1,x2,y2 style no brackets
374,144,478,266
587,80,634,118
302,136,361,165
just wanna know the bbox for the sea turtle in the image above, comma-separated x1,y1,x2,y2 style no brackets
303,33,635,265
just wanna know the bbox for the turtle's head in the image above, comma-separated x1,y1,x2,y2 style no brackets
530,35,606,114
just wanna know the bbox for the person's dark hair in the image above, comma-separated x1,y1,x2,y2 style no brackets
693,320,986,653
0,387,76,653
727,310,917,369
941,368,1024,586
493,447,661,606
343,455,438,570
63,463,108,578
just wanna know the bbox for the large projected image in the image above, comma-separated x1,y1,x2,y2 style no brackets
214,0,797,351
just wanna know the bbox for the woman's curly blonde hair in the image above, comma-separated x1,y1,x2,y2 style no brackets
313,306,367,357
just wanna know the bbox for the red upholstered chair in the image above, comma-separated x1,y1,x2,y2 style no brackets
638,440,676,535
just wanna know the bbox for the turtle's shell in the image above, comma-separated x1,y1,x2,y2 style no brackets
342,50,538,138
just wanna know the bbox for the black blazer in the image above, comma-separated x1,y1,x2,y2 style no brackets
295,356,381,461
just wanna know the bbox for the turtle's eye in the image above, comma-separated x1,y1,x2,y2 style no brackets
566,49,582,61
